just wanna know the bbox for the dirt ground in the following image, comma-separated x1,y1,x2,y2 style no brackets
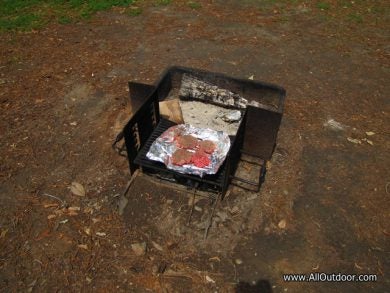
0,0,389,292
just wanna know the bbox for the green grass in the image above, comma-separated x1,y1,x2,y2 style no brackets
348,13,363,23
127,6,142,16
0,13,44,30
317,2,330,10
58,15,72,24
155,0,172,6
188,1,201,9
0,0,136,31
339,0,352,8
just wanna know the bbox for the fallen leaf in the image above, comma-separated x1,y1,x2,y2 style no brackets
84,207,93,214
167,240,178,250
278,219,287,229
209,256,221,262
92,218,100,224
47,214,56,220
54,209,64,215
70,182,85,197
35,229,51,241
365,131,375,136
355,262,363,270
44,203,59,208
78,244,88,250
216,211,228,222
96,232,106,237
152,241,164,251
84,227,91,235
0,229,8,239
205,275,216,283
27,280,37,293
248,75,254,80
93,203,101,211
194,205,203,212
70,121,78,126
68,206,81,212
68,207,79,216
347,137,362,144
246,194,258,201
131,242,147,256
323,119,345,131
59,219,68,224
361,138,374,145
230,206,240,215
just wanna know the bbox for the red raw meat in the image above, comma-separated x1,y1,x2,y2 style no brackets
175,135,199,149
199,140,216,154
191,151,210,168
171,149,193,166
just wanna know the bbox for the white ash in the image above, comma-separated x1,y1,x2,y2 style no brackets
179,100,242,136
221,110,241,122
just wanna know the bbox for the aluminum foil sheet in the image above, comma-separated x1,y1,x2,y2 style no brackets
146,124,231,177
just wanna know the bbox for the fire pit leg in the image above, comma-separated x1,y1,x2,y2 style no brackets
203,192,221,240
187,182,199,226
118,170,140,215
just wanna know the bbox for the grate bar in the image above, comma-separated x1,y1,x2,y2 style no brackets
134,118,229,190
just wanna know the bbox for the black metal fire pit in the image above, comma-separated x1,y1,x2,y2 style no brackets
114,66,285,199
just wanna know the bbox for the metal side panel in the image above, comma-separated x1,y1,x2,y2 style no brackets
128,82,156,114
242,106,283,160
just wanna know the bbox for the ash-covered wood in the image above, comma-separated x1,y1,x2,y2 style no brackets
179,74,248,109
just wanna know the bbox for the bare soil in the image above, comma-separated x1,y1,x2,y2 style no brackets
0,1,389,292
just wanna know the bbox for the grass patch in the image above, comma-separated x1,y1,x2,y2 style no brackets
348,13,363,23
0,0,136,31
0,13,44,31
58,15,72,24
339,0,352,8
155,0,172,6
127,6,142,16
317,2,330,10
188,1,201,9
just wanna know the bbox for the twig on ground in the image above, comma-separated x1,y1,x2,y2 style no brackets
41,193,65,206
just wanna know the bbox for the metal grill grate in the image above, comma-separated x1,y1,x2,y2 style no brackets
134,118,230,190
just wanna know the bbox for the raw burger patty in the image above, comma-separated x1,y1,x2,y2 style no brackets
192,151,210,168
171,149,193,166
199,140,216,154
176,135,199,149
